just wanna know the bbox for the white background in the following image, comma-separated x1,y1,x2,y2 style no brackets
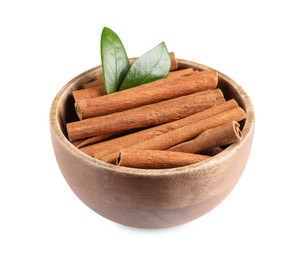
1,0,300,259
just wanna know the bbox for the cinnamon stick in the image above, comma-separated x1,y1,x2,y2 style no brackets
117,150,210,169
166,67,194,77
169,52,178,71
67,89,223,142
98,106,246,163
72,68,194,103
72,86,106,103
75,134,114,148
81,99,238,156
168,121,242,153
75,128,141,148
75,70,218,119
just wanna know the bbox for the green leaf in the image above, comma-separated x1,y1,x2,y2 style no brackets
101,27,130,94
119,42,171,91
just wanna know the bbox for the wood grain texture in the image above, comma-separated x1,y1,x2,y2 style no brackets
50,59,255,228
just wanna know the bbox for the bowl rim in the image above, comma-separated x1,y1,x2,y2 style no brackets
50,59,255,177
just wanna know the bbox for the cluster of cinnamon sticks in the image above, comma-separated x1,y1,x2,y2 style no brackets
66,55,246,169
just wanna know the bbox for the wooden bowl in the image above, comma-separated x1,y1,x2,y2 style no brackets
50,60,255,228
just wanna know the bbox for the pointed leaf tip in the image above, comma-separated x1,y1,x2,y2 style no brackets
101,27,130,94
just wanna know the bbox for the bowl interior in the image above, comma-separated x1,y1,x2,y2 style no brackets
57,61,250,142
52,59,254,177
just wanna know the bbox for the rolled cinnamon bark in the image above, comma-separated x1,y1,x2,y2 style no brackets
123,108,245,151
75,70,218,119
81,99,238,156
117,149,210,169
76,90,224,147
168,121,242,153
98,106,246,163
67,89,222,142
75,134,115,148
165,67,194,78
72,86,106,103
169,52,178,71
73,68,195,103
